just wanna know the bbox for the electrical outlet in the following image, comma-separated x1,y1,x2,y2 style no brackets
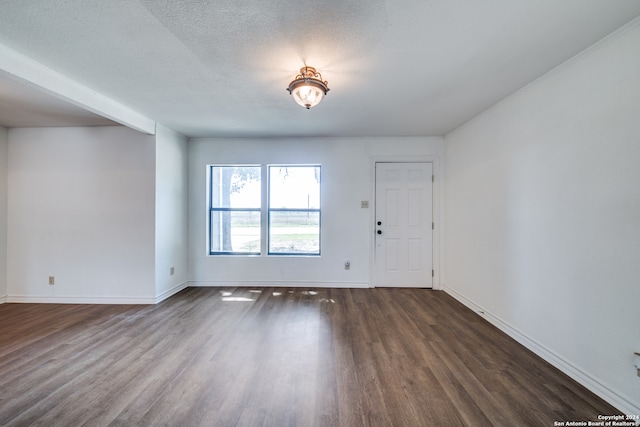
170,267,175,276
48,276,55,285
344,261,350,270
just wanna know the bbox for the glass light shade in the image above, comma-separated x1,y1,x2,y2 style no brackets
290,81,326,109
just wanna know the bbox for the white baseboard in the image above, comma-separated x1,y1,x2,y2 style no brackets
2,280,367,305
0,294,6,304
443,286,640,417
188,280,370,289
155,281,189,303
7,294,158,304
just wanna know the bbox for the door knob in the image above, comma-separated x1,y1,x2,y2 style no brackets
377,230,382,235
377,221,382,226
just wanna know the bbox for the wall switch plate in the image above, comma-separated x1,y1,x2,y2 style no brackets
48,276,55,285
344,261,350,270
170,267,175,276
361,201,369,208
634,352,640,377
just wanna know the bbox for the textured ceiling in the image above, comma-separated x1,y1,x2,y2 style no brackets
0,0,639,137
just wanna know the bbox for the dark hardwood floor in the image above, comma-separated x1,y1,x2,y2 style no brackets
0,288,620,426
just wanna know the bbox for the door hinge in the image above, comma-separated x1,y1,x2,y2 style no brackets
432,222,434,230
432,175,434,183
432,269,434,277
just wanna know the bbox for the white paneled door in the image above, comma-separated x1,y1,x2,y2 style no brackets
374,162,433,288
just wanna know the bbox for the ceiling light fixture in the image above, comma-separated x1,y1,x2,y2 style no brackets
287,66,330,109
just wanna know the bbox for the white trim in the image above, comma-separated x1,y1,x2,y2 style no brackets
155,281,189,303
443,286,640,416
188,280,369,289
0,42,156,135
3,280,369,304
369,155,442,290
0,295,7,304
7,295,157,305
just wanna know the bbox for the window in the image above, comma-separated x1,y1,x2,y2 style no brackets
208,164,321,256
268,165,321,255
209,166,261,255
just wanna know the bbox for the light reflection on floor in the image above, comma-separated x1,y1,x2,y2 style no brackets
218,288,335,303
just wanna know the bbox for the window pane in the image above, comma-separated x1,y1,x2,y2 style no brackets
211,166,261,208
210,211,261,254
269,211,320,254
269,166,320,209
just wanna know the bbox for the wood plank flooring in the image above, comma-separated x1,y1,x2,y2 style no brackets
0,288,620,426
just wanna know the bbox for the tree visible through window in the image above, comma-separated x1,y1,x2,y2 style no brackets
208,164,321,256
209,166,261,255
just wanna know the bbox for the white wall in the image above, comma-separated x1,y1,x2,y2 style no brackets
444,22,640,413
188,137,444,287
155,124,188,301
0,126,7,301
7,126,157,303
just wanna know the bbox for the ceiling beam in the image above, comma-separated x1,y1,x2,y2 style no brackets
0,42,155,135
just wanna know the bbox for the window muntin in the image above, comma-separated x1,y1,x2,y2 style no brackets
209,165,261,255
268,165,321,255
